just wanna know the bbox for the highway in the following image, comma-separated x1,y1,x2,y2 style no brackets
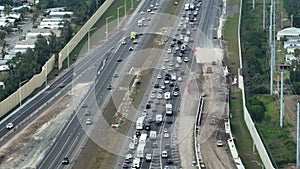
37,0,162,168
0,0,224,168
114,0,224,168
0,31,123,145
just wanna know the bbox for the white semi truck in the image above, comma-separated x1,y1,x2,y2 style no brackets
136,143,145,158
136,117,145,130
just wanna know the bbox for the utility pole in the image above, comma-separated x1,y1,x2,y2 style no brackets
263,0,265,30
124,0,127,17
269,2,273,95
252,0,255,10
291,14,294,27
297,102,300,168
280,71,284,128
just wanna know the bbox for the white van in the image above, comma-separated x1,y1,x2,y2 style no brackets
161,151,168,158
171,73,177,81
164,92,171,100
133,158,141,168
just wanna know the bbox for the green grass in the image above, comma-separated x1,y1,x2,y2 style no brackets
164,0,184,15
131,69,154,109
230,91,262,169
256,95,296,166
224,13,240,77
229,0,240,5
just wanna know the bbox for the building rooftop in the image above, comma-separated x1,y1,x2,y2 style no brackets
277,27,300,36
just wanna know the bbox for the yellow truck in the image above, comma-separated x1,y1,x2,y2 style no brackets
130,31,137,39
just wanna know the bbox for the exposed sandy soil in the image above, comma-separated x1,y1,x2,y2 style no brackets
0,83,90,169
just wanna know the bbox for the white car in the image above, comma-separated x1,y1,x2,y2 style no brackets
150,94,156,99
157,74,162,79
140,11,144,14
158,89,163,93
167,67,172,71
86,118,92,125
164,57,169,62
184,57,189,62
164,80,170,84
174,91,179,97
161,151,168,158
126,154,133,159
178,76,183,82
162,66,166,70
6,122,13,129
151,11,155,14
147,8,151,12
163,128,168,133
150,4,154,8
217,140,223,147
167,49,172,54
164,133,170,138
121,41,126,45
175,63,180,68
157,94,162,99
169,61,174,66
160,85,166,89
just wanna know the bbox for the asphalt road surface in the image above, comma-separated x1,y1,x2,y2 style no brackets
37,0,161,168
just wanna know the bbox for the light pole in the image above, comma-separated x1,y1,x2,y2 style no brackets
124,0,127,17
106,16,113,40
88,27,98,52
19,79,28,107
67,42,76,68
117,6,124,28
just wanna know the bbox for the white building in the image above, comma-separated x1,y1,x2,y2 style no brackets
38,19,64,29
25,28,61,40
0,6,4,11
284,40,300,53
277,27,300,41
45,7,66,13
285,54,297,64
12,4,32,12
48,11,73,18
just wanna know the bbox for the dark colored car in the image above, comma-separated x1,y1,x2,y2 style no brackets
62,157,70,165
167,159,174,164
107,84,112,90
154,84,159,88
136,131,141,137
146,104,151,109
124,158,131,164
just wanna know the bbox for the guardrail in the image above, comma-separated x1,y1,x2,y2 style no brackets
194,95,204,168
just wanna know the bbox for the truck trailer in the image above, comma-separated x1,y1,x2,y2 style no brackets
136,117,145,130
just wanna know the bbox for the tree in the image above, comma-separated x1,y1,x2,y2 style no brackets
34,35,51,67
294,49,300,59
48,32,60,55
0,40,8,59
250,105,266,122
59,20,73,44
